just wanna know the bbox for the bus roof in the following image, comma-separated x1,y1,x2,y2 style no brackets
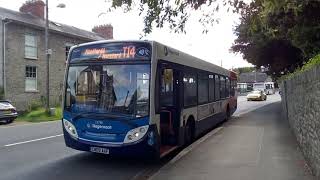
70,40,233,77
153,41,231,77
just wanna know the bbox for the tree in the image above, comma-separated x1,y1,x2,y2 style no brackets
108,0,247,34
109,0,320,75
233,67,255,74
231,0,320,75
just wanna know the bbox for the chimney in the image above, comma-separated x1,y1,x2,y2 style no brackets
19,0,45,19
92,24,113,39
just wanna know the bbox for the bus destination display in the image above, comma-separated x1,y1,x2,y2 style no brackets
70,42,151,62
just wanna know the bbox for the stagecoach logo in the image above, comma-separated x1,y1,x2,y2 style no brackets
86,122,112,130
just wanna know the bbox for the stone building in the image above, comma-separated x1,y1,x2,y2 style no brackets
0,0,113,110
237,72,272,93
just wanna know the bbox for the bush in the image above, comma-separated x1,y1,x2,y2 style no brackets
280,54,320,81
17,107,62,123
28,100,43,111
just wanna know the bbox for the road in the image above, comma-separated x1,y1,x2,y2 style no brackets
234,93,281,117
0,94,281,180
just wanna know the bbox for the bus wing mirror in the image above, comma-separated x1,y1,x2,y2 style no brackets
66,89,71,107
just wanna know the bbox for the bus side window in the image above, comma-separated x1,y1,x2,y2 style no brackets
183,73,197,107
209,75,215,102
226,77,230,98
215,75,220,101
220,76,226,99
160,69,174,106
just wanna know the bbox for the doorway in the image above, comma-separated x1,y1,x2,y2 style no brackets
158,65,182,155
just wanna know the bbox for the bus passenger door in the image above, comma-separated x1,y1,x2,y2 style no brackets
159,67,181,146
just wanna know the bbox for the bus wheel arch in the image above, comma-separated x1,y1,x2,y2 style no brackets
184,116,195,145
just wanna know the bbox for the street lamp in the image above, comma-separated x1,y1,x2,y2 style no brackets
45,0,66,112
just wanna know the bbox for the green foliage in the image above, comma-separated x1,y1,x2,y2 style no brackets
109,0,320,75
27,100,43,111
17,107,62,123
280,54,320,81
232,0,320,75
109,0,236,35
233,66,255,74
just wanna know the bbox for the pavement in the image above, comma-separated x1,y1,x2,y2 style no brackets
0,94,314,180
150,94,315,180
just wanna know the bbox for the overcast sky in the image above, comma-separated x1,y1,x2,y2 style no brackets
0,0,252,69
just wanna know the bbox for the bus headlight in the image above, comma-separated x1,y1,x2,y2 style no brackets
124,125,149,144
63,119,78,139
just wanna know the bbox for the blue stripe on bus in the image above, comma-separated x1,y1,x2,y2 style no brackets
63,124,159,157
63,111,150,143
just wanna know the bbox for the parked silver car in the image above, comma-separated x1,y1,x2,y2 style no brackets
0,100,18,124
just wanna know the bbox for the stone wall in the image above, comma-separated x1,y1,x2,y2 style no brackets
5,23,89,111
0,21,4,88
281,65,320,177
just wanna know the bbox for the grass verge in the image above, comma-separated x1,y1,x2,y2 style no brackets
16,107,62,123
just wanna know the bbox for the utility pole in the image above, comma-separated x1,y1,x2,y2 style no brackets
44,2,65,112
254,67,257,82
45,0,50,111
255,71,257,82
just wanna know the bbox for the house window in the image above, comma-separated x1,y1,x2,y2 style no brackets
25,66,37,91
25,34,38,59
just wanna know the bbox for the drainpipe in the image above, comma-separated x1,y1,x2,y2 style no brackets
2,18,12,99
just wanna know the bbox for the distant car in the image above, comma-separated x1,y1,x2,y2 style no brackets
247,90,267,101
0,100,18,124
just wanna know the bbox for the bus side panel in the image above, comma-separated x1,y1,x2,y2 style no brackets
195,112,225,137
195,101,225,137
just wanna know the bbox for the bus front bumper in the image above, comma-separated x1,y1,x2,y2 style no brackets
63,125,160,157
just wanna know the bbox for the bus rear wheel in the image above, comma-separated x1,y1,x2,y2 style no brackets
226,106,231,121
184,120,194,146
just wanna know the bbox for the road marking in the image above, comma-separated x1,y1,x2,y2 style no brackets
255,127,264,165
4,134,63,147
148,127,223,180
0,120,60,129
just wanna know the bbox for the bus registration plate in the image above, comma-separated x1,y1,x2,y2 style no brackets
90,147,109,154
